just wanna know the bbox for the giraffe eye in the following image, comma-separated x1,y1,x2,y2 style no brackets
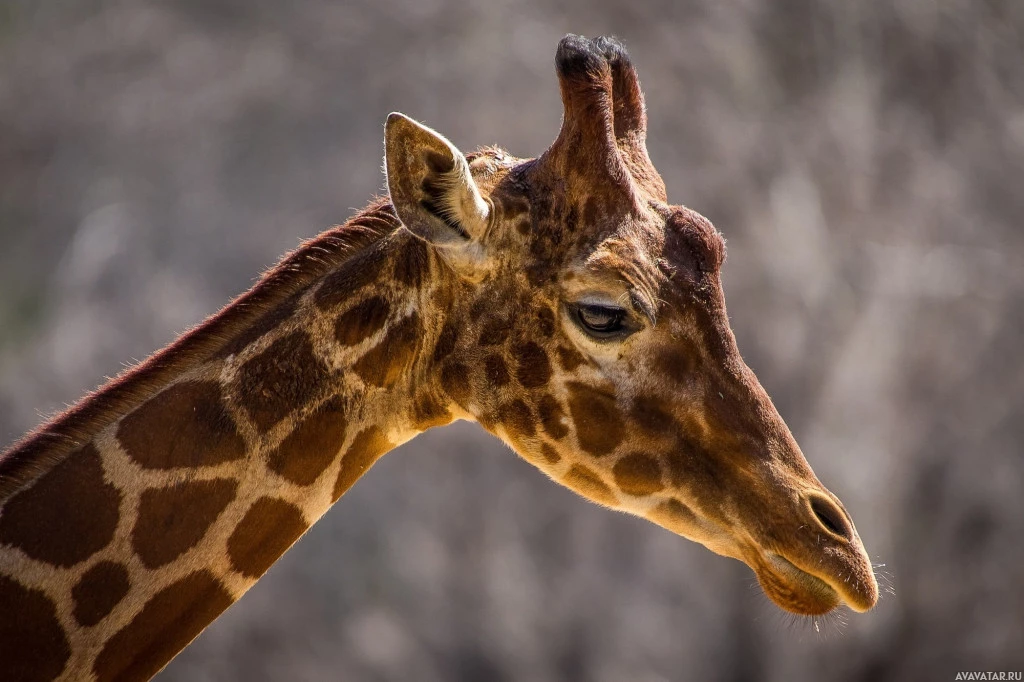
575,304,628,337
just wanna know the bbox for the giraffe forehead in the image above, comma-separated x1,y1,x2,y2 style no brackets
487,162,725,316
492,183,671,312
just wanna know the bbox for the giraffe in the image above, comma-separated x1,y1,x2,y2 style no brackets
0,35,878,681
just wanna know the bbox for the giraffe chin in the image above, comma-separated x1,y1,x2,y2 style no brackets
753,554,841,616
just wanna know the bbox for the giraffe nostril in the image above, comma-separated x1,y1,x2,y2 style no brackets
809,494,854,542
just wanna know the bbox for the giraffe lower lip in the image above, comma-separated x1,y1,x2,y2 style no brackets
759,554,841,615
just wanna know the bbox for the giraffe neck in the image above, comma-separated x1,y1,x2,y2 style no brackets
0,203,451,681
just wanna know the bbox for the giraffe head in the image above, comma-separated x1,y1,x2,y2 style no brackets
385,35,877,615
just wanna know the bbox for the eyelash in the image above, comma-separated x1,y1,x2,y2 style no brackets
574,303,631,338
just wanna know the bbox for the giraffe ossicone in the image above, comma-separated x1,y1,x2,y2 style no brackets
0,34,877,681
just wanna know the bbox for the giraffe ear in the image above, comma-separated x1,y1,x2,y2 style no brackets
384,113,490,260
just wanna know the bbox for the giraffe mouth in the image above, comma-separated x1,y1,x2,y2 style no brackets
754,554,842,616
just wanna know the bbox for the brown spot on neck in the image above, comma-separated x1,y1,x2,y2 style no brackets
352,312,422,388
478,317,513,346
216,294,300,359
118,381,246,470
484,354,511,387
431,318,460,363
72,561,130,628
334,296,391,347
411,392,453,430
132,479,237,569
0,575,70,682
392,235,430,288
236,331,332,432
332,427,394,501
93,570,233,682
0,443,119,567
266,397,348,486
314,233,394,311
439,362,472,410
227,497,308,579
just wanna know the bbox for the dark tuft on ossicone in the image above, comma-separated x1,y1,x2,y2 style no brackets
555,34,610,82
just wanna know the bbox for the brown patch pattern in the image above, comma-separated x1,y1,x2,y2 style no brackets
469,298,489,322
216,295,299,359
653,343,697,385
537,394,569,439
93,570,233,682
118,381,245,469
332,427,394,501
412,393,453,430
72,561,130,628
566,382,625,456
352,312,421,388
393,236,429,287
665,433,726,496
227,497,308,579
236,331,331,432
515,342,552,388
630,396,677,434
267,397,347,486
535,307,556,337
612,453,665,497
564,465,617,506
314,246,387,311
478,317,512,346
539,443,562,464
484,354,511,387
132,478,237,569
432,318,460,362
497,399,536,439
0,444,119,567
556,345,587,371
0,575,70,682
334,296,390,347
646,499,701,534
440,362,472,409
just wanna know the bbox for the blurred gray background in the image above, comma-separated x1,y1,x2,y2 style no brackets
2,1,1023,680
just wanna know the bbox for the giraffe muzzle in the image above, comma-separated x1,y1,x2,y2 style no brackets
747,490,879,615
